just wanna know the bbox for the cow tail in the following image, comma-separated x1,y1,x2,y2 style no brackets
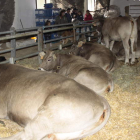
130,17,138,52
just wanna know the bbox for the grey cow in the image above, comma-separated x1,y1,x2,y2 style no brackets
69,42,119,72
102,17,137,64
0,64,111,140
39,51,114,94
94,16,138,65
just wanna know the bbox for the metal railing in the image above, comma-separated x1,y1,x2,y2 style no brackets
0,20,99,64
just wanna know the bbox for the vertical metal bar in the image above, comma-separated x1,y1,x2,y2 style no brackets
38,27,43,64
35,0,37,9
10,27,16,64
73,24,76,42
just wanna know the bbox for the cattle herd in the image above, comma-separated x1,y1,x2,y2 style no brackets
0,16,140,140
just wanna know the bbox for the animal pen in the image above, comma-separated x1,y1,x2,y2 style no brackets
0,21,140,140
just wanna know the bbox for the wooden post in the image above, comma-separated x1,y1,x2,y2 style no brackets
38,27,43,64
10,27,16,64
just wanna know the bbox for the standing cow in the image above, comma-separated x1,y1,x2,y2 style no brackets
0,64,110,140
39,51,114,94
69,42,119,72
94,16,137,65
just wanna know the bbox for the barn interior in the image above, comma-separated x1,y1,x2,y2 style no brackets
0,0,140,140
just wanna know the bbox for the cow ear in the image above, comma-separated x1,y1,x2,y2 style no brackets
52,54,57,61
78,41,84,47
39,51,46,60
48,51,57,61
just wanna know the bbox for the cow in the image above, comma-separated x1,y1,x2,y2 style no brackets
61,30,74,44
137,16,140,31
69,41,119,72
112,31,140,60
93,16,138,65
0,64,110,140
39,51,114,94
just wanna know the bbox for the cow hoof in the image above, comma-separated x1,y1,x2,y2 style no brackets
125,62,130,66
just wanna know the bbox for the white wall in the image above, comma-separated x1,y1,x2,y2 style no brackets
88,0,95,11
110,0,140,16
12,0,36,29
84,0,88,15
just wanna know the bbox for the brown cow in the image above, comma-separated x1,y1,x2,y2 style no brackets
39,51,114,94
0,64,111,140
69,42,119,72
94,16,138,65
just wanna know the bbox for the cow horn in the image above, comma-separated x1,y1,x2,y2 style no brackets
39,52,46,60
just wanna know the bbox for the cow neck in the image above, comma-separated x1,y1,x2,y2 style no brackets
57,54,70,68
55,54,61,70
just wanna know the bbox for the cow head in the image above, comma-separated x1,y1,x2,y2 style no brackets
39,51,58,71
69,41,85,55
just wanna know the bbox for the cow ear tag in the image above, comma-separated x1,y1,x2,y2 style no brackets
39,52,46,60
57,66,60,69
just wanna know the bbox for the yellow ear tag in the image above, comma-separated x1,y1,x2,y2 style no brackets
57,66,60,69
39,52,46,60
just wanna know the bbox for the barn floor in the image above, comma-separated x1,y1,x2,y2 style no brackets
0,57,140,140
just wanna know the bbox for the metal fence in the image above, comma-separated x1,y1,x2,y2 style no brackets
0,20,99,64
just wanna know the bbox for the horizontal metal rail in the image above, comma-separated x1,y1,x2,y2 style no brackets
0,20,99,64
0,31,13,35
0,60,10,64
0,48,13,54
15,52,39,61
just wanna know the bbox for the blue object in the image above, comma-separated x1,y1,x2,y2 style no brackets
35,18,45,27
44,3,53,9
44,9,60,18
35,9,45,17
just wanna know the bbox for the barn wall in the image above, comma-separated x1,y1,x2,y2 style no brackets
110,0,140,16
12,0,36,29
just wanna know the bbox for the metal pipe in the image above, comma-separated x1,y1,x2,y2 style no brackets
38,27,43,64
10,27,16,64
0,31,13,35
0,60,10,64
0,48,13,54
16,43,37,50
0,31,38,41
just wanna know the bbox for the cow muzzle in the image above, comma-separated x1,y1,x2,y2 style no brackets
38,68,46,71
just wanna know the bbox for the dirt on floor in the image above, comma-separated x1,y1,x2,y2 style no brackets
0,56,140,140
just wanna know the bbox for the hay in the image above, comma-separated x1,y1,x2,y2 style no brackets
0,57,140,139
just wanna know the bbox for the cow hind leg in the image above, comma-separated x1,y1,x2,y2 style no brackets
0,108,53,140
130,38,137,64
122,38,130,64
109,41,115,51
103,36,110,49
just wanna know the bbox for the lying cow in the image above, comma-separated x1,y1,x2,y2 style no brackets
94,16,138,65
69,41,119,72
61,30,74,44
0,64,110,140
39,51,114,94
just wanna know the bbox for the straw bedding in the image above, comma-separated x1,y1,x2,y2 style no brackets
0,57,140,140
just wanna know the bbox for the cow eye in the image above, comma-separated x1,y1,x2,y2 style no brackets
48,59,51,61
